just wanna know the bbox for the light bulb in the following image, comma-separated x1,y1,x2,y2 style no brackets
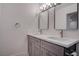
43,4,47,10
54,3,57,5
40,6,43,10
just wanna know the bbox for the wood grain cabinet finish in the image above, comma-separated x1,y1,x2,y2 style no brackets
41,40,64,56
28,35,64,56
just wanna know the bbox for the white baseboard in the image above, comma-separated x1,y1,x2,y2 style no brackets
10,51,29,56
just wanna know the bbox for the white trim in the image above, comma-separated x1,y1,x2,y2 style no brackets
10,51,28,56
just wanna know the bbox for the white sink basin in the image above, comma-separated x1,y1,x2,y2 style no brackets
48,37,67,41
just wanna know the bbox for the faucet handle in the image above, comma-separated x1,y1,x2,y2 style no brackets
60,30,63,38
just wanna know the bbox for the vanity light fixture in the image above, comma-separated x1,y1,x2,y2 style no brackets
39,3,60,12
40,3,54,11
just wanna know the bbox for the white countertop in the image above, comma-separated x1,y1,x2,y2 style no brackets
27,34,79,48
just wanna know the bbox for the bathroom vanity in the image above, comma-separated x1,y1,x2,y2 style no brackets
27,3,79,56
27,34,79,56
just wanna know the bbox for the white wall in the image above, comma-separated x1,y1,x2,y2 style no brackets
0,3,40,56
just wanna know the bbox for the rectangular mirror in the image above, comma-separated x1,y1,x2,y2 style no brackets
39,11,49,30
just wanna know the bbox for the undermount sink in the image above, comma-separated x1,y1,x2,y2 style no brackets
48,37,67,41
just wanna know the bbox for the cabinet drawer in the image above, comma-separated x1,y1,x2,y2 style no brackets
41,40,64,56
46,50,57,56
40,47,57,56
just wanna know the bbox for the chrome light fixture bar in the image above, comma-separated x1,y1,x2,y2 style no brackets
40,3,61,12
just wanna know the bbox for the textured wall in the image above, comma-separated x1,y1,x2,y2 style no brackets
0,3,40,56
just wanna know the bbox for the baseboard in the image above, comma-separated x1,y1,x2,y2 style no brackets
10,51,29,56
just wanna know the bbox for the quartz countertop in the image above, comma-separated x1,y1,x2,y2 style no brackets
27,34,79,48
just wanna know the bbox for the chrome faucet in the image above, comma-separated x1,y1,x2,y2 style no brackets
39,29,43,34
60,30,63,38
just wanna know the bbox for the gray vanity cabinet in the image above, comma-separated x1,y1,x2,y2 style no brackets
28,35,64,56
28,36,41,56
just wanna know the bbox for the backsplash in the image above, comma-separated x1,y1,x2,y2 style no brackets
63,30,79,39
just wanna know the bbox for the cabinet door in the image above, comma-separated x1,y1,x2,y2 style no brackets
31,43,35,56
40,47,47,56
41,47,56,56
55,3,77,30
46,50,57,56
28,36,41,56
41,40,64,56
34,45,41,56
28,36,35,56
28,38,32,56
